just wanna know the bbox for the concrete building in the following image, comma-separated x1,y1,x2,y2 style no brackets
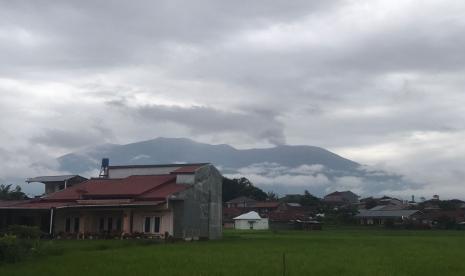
0,162,222,240
26,175,88,195
233,211,269,230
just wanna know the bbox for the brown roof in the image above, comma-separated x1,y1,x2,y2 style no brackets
268,210,308,222
253,201,282,208
45,175,177,200
226,196,256,204
1,174,192,210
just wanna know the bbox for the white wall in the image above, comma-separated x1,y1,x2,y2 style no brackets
176,174,195,184
132,209,173,235
108,167,181,178
234,218,269,230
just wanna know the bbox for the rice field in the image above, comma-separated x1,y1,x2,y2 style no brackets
1,228,465,276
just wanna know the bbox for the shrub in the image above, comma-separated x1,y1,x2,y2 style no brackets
7,225,42,239
0,235,25,263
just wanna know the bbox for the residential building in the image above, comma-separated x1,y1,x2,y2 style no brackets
225,196,256,208
355,209,422,225
324,191,359,205
0,162,223,240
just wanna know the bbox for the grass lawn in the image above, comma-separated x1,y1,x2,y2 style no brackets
1,228,465,276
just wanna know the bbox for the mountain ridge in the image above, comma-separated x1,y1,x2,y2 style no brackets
57,137,405,196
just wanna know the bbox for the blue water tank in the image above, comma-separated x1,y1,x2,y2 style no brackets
102,158,109,167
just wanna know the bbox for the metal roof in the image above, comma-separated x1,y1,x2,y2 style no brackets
108,163,209,169
355,209,420,218
26,175,87,183
233,211,262,220
226,196,257,204
45,175,178,200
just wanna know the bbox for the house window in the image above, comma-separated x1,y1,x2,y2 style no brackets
74,217,80,233
154,217,161,233
107,217,113,231
144,217,151,233
99,218,105,232
65,218,71,233
116,218,122,231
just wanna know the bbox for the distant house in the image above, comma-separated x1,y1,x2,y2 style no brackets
355,209,421,225
418,209,465,227
233,211,268,230
359,196,409,211
225,196,256,208
222,207,243,229
324,191,359,205
0,162,223,240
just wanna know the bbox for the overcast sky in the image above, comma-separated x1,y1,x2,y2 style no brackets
1,0,465,198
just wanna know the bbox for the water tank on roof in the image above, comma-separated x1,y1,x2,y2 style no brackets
99,158,110,178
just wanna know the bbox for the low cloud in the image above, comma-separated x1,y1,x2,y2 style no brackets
109,103,287,146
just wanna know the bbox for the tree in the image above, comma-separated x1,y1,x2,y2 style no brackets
222,177,268,202
299,190,321,207
266,191,279,201
0,184,28,200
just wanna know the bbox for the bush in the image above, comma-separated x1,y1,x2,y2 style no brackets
0,235,25,263
7,225,42,239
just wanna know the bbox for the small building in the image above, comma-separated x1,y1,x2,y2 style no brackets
233,211,268,230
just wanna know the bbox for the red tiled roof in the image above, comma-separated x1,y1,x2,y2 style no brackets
171,165,204,174
45,175,176,200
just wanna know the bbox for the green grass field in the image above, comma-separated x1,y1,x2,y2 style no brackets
1,228,465,276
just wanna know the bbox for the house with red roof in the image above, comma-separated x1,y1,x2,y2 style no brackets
0,161,223,240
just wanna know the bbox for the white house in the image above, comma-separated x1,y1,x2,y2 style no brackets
233,211,269,230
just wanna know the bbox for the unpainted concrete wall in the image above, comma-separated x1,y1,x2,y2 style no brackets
173,164,222,240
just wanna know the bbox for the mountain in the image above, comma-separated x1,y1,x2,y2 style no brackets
57,137,407,196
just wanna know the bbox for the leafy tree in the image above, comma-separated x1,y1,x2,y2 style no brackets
0,184,28,200
222,177,268,202
438,200,459,211
266,191,279,201
300,190,321,207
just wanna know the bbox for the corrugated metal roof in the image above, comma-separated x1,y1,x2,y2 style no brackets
0,200,32,207
108,163,209,169
44,175,177,200
26,175,86,183
171,165,204,174
233,211,262,220
253,201,281,208
226,196,257,204
355,209,420,218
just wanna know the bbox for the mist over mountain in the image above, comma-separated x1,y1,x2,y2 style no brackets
57,137,408,197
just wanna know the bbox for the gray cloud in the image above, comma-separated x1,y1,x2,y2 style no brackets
1,0,465,198
108,103,286,145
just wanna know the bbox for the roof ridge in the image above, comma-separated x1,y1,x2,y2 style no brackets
136,176,177,198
